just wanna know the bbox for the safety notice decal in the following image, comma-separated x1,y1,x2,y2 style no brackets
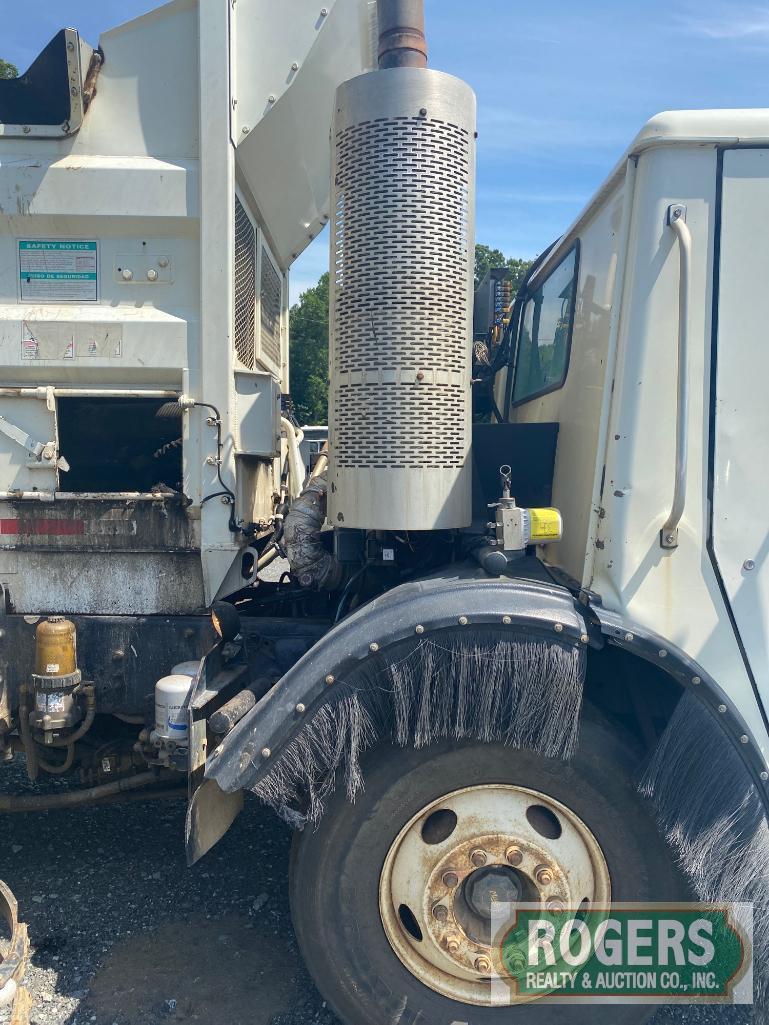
18,240,98,302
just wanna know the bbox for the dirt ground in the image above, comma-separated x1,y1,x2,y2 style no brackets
0,757,754,1025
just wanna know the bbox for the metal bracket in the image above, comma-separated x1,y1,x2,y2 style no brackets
0,879,29,1022
667,203,687,227
0,415,69,472
660,527,679,550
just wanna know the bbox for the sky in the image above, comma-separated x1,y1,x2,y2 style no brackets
4,1,769,301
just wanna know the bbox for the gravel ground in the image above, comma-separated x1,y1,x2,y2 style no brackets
0,757,755,1025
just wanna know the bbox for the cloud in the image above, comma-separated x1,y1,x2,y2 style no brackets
678,4,769,40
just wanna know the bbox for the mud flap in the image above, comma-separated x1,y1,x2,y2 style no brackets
185,778,244,866
185,635,250,864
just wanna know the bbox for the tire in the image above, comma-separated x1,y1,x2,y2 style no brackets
290,716,684,1025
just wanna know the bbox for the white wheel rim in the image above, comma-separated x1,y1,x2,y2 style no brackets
379,783,611,1006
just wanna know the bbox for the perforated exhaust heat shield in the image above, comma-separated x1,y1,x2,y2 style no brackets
328,68,476,530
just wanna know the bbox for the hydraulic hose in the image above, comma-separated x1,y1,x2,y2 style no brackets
0,771,164,813
281,417,306,501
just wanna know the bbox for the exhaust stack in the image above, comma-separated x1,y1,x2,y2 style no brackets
327,0,476,530
377,0,428,68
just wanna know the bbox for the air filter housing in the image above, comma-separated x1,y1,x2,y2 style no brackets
328,67,476,530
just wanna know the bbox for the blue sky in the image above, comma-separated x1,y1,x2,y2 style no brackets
5,1,769,301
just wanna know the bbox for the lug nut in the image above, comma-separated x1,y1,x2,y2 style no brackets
535,865,553,886
548,899,565,912
470,849,487,867
505,846,523,867
446,937,460,955
432,904,448,922
475,956,491,974
442,872,459,888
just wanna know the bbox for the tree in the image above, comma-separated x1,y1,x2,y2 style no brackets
289,273,330,424
289,245,532,423
474,243,533,292
0,59,18,80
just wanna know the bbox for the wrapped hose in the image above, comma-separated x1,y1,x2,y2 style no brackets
284,474,345,590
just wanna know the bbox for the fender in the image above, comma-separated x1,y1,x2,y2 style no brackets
205,561,590,802
590,602,769,811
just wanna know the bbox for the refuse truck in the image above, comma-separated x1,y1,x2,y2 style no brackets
0,1,767,1023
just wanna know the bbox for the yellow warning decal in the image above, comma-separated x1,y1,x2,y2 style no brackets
528,508,563,542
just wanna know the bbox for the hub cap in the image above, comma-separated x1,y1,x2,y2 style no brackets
378,784,611,1006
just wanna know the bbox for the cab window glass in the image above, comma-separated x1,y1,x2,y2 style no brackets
513,245,578,403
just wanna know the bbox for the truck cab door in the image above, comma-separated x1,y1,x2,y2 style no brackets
713,147,769,716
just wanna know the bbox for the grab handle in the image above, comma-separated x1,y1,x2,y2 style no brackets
660,203,691,550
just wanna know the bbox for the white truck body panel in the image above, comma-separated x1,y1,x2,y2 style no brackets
0,0,374,614
713,147,769,720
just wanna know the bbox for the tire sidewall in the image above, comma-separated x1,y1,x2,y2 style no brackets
291,722,680,1025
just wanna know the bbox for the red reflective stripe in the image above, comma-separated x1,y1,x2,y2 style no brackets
0,518,85,536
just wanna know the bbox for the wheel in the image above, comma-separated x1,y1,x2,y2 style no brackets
289,716,683,1025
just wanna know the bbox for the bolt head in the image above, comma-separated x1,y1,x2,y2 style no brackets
535,865,553,886
505,846,523,867
320,6,328,14
415,624,425,634
446,937,460,955
718,704,727,714
325,674,335,686
369,642,379,653
458,616,468,626
442,872,459,888
624,632,634,642
666,533,676,544
291,61,299,70
474,956,491,974
761,772,768,782
261,747,271,759
432,904,448,922
548,899,565,912
692,676,701,685
268,95,276,104
658,649,667,658
295,703,306,714
743,559,756,572
554,623,563,633
419,107,428,117
502,615,512,625
470,848,487,867
740,735,749,744
580,633,589,644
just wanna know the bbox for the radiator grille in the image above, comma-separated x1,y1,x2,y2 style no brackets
234,195,256,370
259,246,282,369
